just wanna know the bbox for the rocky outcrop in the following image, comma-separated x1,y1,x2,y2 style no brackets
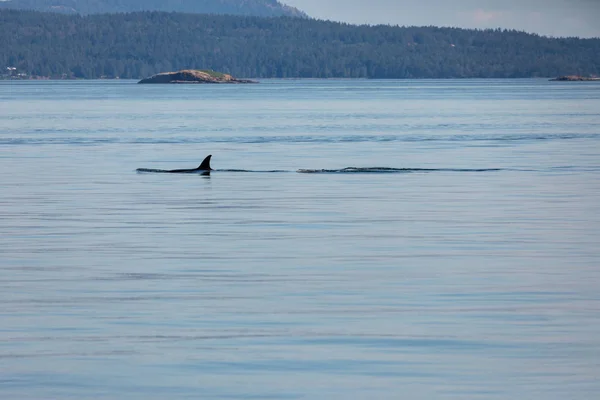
550,75,600,81
138,69,256,84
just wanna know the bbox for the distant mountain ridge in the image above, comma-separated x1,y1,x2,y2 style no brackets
0,0,308,17
2,10,599,79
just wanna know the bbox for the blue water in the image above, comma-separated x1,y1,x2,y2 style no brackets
1,79,599,399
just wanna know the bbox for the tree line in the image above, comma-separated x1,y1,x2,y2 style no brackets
1,9,599,79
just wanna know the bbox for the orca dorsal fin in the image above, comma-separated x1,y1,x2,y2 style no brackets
198,155,212,170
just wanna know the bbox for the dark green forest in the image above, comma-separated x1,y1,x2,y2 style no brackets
1,10,599,79
0,0,307,17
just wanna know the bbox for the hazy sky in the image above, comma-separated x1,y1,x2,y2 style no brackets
284,0,600,38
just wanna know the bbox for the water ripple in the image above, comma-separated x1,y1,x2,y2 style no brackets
1,132,598,145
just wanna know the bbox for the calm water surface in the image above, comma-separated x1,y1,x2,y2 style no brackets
1,79,599,399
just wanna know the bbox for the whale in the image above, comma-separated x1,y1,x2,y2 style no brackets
137,154,504,175
137,155,213,175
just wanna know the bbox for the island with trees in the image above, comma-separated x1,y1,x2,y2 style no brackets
549,75,600,81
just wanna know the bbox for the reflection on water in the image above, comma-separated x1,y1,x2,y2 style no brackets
1,79,599,399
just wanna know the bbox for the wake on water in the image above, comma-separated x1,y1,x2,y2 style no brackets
295,167,504,173
137,167,506,174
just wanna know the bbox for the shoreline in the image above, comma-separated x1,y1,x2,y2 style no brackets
3,77,593,82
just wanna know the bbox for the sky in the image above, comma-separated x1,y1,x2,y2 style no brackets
284,0,600,38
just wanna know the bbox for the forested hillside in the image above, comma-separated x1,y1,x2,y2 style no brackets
0,0,307,17
1,10,599,79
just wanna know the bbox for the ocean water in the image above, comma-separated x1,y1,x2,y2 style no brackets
1,79,599,399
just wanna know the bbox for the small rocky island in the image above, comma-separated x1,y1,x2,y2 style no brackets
549,75,600,81
138,69,256,84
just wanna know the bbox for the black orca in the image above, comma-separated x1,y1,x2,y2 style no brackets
137,155,213,175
